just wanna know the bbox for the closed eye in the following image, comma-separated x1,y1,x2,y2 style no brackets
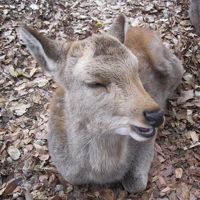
86,82,106,88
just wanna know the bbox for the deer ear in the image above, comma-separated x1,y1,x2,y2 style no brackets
108,14,128,43
17,26,65,73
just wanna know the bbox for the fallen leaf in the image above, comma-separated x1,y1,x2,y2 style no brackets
145,4,154,11
14,83,28,91
33,77,49,87
3,9,9,15
8,147,21,160
183,72,193,83
39,153,50,162
158,155,166,163
189,131,199,143
188,167,200,177
55,184,64,192
158,176,166,186
0,187,6,196
29,68,38,77
194,89,200,97
160,186,171,197
4,132,20,141
9,66,20,77
0,128,7,135
50,196,62,200
0,178,22,196
65,184,73,193
176,183,190,200
11,102,30,116
30,3,39,10
180,20,191,27
175,168,183,179
95,22,103,27
177,90,194,104
101,189,115,200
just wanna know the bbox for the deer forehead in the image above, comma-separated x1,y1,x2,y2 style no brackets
72,34,139,83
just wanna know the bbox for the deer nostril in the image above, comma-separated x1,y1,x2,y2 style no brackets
144,109,164,127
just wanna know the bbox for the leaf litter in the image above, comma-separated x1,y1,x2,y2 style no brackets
0,0,199,199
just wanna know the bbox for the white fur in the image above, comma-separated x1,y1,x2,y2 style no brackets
129,131,149,142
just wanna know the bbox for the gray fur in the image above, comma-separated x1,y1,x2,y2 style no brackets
189,0,200,35
18,15,183,193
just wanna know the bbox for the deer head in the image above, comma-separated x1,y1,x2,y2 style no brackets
18,15,164,142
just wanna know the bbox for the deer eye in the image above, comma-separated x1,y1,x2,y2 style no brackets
86,82,106,88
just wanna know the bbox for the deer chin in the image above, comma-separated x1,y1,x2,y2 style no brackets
113,125,156,142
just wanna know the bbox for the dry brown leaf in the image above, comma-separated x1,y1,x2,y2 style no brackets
188,167,200,177
158,176,166,186
39,153,50,162
175,168,183,179
0,178,22,196
176,183,190,200
8,65,20,77
10,102,31,116
160,186,171,197
177,90,194,104
189,131,199,143
50,196,62,200
101,189,115,200
7,146,21,160
158,155,166,163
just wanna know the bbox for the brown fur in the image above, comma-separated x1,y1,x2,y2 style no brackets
125,27,162,67
125,27,183,107
49,86,66,136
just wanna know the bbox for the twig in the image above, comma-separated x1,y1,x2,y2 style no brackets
183,142,200,150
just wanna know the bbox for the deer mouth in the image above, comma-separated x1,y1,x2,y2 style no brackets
113,124,156,142
130,125,156,138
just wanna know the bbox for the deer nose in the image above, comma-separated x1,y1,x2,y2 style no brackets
144,109,164,127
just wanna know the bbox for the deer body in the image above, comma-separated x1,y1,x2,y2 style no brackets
48,86,154,192
189,0,200,35
18,15,183,193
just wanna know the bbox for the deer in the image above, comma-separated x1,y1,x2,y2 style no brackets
189,0,200,36
18,14,183,193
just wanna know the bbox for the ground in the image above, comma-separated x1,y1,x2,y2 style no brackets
0,0,200,199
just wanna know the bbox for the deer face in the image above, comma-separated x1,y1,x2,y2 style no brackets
18,15,164,142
